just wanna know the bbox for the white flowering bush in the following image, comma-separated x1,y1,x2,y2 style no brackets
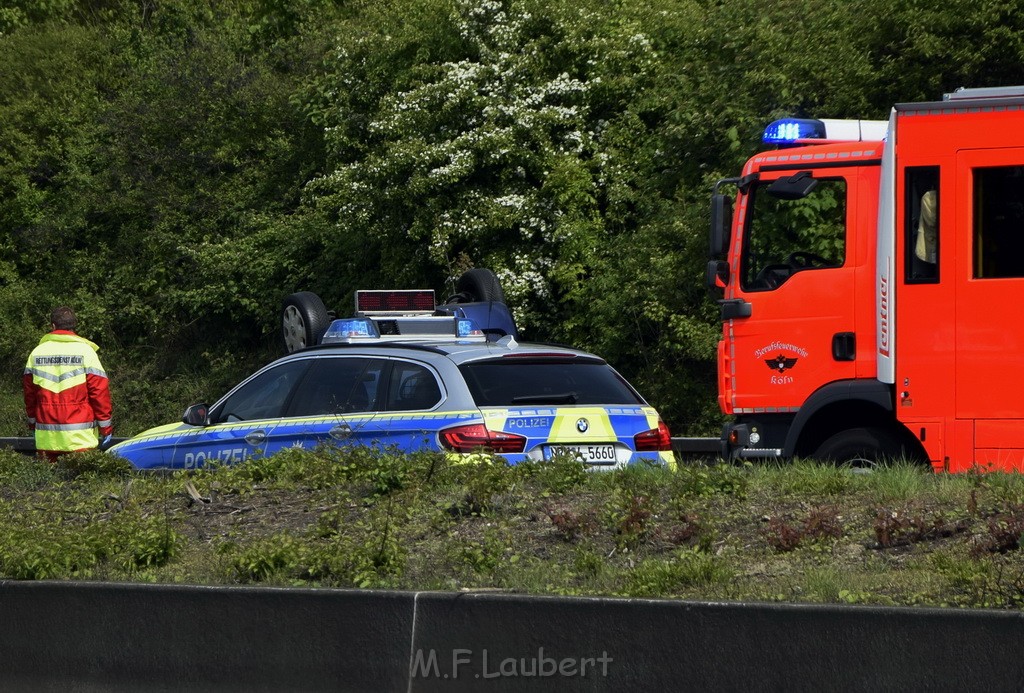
304,0,657,332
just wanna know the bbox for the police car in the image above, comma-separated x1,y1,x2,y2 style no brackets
109,282,674,470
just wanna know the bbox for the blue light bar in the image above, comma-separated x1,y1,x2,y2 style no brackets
322,318,380,343
457,319,484,338
762,118,827,145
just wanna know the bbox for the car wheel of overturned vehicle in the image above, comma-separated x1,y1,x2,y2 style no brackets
448,268,506,304
282,291,330,353
282,269,508,354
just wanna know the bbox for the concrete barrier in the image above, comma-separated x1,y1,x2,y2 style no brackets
1,581,1023,691
0,582,413,692
410,593,1024,691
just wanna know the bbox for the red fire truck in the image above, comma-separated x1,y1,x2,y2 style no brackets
708,85,1024,472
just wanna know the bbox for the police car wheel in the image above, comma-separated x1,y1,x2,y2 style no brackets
455,268,506,304
282,291,330,353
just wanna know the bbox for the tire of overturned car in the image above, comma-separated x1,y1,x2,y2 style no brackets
281,291,331,353
280,269,509,354
451,268,506,304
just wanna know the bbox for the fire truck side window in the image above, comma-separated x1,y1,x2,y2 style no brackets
974,166,1024,279
740,176,846,291
905,167,939,283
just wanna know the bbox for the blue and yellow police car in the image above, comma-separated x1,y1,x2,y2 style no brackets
110,286,674,470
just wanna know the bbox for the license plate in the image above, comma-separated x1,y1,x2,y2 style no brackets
546,444,617,464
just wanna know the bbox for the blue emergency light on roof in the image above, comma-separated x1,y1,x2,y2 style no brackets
321,314,487,344
322,318,379,343
457,319,483,338
762,118,827,145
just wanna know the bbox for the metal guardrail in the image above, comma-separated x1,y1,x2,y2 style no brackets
0,437,128,454
0,437,42,453
671,436,721,458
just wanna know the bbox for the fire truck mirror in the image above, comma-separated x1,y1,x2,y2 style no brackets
767,170,818,200
709,194,732,257
706,260,730,291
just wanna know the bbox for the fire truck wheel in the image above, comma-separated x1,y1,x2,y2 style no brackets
451,268,506,304
811,427,905,467
282,291,330,353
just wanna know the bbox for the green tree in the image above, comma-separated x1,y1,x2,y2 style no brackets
302,0,662,334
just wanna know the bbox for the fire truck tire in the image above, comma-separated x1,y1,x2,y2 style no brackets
282,291,330,353
811,427,908,467
452,268,506,304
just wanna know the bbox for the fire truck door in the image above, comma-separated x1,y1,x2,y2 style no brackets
955,148,1024,468
725,171,860,413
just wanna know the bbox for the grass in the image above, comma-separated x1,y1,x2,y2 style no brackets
4,446,1024,608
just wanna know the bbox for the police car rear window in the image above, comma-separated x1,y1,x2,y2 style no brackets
458,359,644,407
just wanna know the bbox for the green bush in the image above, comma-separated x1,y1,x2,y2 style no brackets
0,451,56,491
518,452,588,495
229,533,307,583
624,548,733,598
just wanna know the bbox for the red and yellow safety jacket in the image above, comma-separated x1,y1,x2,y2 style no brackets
23,330,113,453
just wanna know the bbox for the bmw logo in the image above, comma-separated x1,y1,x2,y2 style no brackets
576,418,589,433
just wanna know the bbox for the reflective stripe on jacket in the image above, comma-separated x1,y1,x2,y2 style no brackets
23,331,113,452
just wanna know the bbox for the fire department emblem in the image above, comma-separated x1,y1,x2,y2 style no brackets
576,418,589,433
765,355,798,373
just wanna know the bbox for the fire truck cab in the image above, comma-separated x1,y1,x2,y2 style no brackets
708,85,1024,472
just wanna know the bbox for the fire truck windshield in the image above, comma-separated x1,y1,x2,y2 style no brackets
740,175,847,291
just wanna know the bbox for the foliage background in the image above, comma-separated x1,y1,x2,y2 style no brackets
1,0,1023,436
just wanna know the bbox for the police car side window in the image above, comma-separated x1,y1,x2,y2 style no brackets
385,362,442,411
288,357,386,416
213,360,310,423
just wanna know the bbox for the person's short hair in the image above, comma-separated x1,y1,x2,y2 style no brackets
50,306,77,331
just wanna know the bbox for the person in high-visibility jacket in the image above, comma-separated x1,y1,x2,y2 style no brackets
23,307,113,460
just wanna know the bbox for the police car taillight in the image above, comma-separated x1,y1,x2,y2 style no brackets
440,424,526,454
634,421,672,451
321,318,380,343
356,289,435,315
